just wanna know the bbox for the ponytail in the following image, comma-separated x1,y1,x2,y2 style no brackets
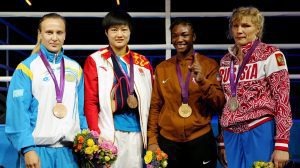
31,34,41,55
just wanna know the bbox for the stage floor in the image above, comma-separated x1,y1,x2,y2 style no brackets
1,119,299,167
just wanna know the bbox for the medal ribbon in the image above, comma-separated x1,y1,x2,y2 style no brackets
128,53,134,94
110,47,136,111
39,51,65,103
176,54,194,104
109,47,134,95
230,39,259,97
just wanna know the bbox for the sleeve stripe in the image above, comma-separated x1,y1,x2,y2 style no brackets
218,142,224,146
275,142,288,148
16,63,33,80
78,67,83,82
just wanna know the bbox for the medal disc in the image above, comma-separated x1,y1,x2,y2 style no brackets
178,104,192,118
127,94,138,109
228,96,239,111
111,100,116,113
110,86,117,113
53,103,67,119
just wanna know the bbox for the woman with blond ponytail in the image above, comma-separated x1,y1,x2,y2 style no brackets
30,35,41,55
5,13,87,168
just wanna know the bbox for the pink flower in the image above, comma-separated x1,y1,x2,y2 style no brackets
146,165,153,168
111,145,118,154
99,140,118,155
73,129,117,167
90,130,99,138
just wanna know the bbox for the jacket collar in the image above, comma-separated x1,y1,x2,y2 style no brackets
40,44,64,64
103,46,132,64
169,52,195,64
228,39,260,58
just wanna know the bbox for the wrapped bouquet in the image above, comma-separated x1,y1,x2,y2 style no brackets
252,161,274,168
73,129,118,168
144,148,168,168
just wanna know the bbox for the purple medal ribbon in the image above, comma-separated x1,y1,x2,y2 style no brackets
39,51,65,103
109,47,134,95
230,39,259,97
176,54,194,104
128,53,134,94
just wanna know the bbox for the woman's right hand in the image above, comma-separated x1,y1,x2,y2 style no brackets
24,150,40,168
98,136,107,144
218,148,228,168
147,144,160,152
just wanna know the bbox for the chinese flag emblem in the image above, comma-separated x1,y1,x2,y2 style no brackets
275,53,285,66
138,68,144,74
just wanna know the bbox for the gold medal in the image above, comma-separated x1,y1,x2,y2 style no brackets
53,103,67,119
228,96,239,111
178,104,192,118
127,94,138,109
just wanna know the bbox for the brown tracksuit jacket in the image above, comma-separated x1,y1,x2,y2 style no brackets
148,52,225,145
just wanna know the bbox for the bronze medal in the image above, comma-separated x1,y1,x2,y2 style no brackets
111,85,117,113
127,94,138,109
111,100,116,113
53,103,67,119
178,104,192,118
228,96,239,111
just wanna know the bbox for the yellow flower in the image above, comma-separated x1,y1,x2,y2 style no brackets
253,161,274,168
85,147,94,155
146,150,153,156
87,139,95,147
267,162,274,168
82,129,89,135
105,156,111,161
144,151,153,164
92,145,99,152
162,160,168,168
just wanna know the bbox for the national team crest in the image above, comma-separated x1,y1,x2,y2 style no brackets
275,53,285,66
65,73,76,82
138,68,145,76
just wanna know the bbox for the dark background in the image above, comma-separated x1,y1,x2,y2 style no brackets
1,0,300,123
2,0,300,12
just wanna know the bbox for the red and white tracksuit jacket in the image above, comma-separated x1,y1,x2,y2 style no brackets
84,47,153,148
219,41,292,151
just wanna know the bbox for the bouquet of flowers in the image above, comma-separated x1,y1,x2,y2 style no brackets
252,161,274,168
73,129,118,168
144,148,168,168
97,139,118,166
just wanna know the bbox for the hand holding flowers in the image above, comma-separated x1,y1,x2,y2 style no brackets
73,129,118,168
144,148,168,168
252,161,274,168
97,140,118,167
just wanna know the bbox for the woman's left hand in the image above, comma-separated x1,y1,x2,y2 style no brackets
189,54,205,83
271,150,289,168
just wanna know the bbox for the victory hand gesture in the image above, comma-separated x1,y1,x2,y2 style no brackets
189,54,205,83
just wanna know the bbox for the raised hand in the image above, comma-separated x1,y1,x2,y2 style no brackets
188,54,205,83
